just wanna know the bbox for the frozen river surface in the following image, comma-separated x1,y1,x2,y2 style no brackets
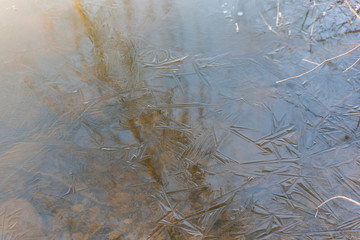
2,0,360,239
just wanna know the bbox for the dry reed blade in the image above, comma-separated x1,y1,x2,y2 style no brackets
277,43,360,83
315,196,360,217
343,56,360,72
344,0,360,20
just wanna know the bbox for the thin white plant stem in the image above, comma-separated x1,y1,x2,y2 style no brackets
315,196,360,217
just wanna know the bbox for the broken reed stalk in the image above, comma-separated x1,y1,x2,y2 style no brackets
310,12,318,38
260,12,278,35
315,196,360,217
276,43,360,84
277,0,360,84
